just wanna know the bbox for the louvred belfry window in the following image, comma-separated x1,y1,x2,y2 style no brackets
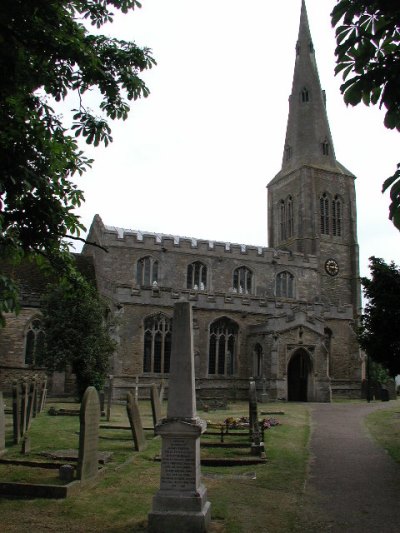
332,196,342,237
320,193,329,235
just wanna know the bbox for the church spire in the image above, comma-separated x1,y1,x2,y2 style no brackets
278,0,346,176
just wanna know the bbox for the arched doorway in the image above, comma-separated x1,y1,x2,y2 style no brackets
288,349,312,401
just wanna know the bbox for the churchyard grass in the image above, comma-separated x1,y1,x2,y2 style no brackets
365,401,400,464
0,400,310,532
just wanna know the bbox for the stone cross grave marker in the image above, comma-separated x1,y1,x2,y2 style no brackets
126,392,147,452
148,301,211,533
150,383,162,428
77,386,100,481
12,380,21,444
0,392,5,456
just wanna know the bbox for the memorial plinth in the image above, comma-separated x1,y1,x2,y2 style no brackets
148,301,211,533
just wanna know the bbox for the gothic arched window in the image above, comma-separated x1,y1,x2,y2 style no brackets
137,256,159,286
187,261,207,290
208,317,238,376
280,200,286,241
143,313,172,373
332,195,342,237
24,318,45,365
287,196,294,238
320,193,330,235
233,266,252,294
276,271,295,299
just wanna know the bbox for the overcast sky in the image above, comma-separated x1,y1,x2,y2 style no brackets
71,0,400,279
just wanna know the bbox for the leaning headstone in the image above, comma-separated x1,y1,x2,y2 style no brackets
99,390,105,416
249,380,265,457
20,379,29,437
26,379,36,431
148,301,211,533
12,380,22,444
21,434,31,455
77,387,100,481
0,392,5,455
39,377,48,413
159,379,165,405
106,375,113,422
126,392,147,451
150,383,162,428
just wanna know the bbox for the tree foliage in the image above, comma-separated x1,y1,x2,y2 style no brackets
0,0,155,320
331,0,400,228
38,272,115,399
359,256,400,377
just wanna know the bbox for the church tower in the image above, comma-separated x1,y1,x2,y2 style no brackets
267,0,360,315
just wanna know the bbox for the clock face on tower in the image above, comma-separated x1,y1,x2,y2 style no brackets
325,258,339,277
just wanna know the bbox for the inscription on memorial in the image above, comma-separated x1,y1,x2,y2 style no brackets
160,437,196,491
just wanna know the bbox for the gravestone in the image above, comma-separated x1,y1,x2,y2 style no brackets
159,379,165,404
249,380,265,457
12,380,22,444
0,392,5,456
20,379,29,437
126,392,147,452
77,386,100,481
260,377,268,403
39,377,48,413
150,383,162,428
106,375,113,421
148,301,211,533
26,379,36,431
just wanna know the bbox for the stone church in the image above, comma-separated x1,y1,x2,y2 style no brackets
0,1,362,401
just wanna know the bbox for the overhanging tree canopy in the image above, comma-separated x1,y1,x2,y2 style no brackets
0,0,155,320
331,0,400,228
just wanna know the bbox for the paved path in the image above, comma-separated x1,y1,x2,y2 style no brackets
303,402,400,532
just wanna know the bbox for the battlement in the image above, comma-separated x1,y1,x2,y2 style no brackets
101,222,317,268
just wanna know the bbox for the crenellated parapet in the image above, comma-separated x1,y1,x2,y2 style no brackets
98,221,318,268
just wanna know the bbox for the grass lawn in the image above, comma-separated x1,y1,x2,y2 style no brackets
0,399,310,532
365,401,400,464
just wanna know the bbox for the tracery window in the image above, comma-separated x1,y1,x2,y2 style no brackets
276,271,295,299
208,317,238,376
187,261,207,290
137,256,159,286
143,313,172,373
233,266,252,294
332,196,342,237
320,193,330,235
287,196,294,238
279,196,294,241
24,318,45,365
280,200,286,241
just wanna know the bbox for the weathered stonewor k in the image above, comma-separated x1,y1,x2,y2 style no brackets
148,301,211,533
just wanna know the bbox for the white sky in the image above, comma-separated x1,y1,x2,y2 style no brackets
71,0,400,279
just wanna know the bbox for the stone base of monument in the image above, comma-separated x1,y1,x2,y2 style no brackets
251,442,266,458
148,418,211,533
148,487,211,533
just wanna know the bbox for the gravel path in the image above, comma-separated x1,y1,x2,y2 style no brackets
303,402,400,532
